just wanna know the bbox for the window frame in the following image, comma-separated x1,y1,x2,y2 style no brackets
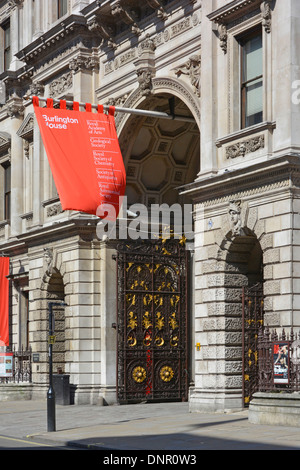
2,20,11,71
57,0,68,19
239,27,263,129
2,161,11,222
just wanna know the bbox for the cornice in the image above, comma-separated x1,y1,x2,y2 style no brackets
179,155,300,204
208,0,273,53
207,0,262,24
15,14,89,66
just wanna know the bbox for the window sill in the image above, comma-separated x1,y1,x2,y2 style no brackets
216,121,276,148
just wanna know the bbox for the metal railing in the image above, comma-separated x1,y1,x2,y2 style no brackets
0,346,32,384
257,327,300,393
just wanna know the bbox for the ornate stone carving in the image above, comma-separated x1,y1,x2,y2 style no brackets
69,56,99,73
7,100,24,119
136,69,153,97
49,71,73,98
138,34,156,54
47,203,63,218
225,135,265,159
111,1,141,36
218,24,228,54
44,247,53,276
228,200,243,236
146,0,167,20
260,0,272,33
175,54,200,97
87,16,116,49
30,82,44,97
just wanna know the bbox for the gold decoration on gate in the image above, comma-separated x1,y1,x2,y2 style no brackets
169,312,178,330
132,366,146,383
155,336,164,347
160,366,174,382
128,311,137,330
142,311,152,329
155,312,165,330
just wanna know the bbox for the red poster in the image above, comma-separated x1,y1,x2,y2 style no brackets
33,97,126,219
0,257,9,346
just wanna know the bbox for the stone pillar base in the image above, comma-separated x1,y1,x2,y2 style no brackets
99,385,117,406
189,388,244,413
249,392,300,427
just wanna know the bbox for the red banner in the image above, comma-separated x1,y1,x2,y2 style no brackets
0,257,9,346
33,97,126,219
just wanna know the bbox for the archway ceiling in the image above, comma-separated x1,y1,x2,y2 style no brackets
125,95,200,206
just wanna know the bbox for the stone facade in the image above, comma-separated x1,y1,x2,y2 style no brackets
0,0,299,412
0,0,201,405
181,0,300,412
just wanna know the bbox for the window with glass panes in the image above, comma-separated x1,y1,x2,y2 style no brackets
240,29,263,128
57,0,68,18
3,21,11,71
3,162,11,221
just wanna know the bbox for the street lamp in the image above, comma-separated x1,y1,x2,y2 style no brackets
47,301,67,432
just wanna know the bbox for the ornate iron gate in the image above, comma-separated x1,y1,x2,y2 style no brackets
116,239,189,403
242,283,264,406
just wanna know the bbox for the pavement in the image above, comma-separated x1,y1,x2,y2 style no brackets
0,400,300,453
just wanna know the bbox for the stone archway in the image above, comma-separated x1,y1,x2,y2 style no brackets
215,201,264,409
118,92,200,213
110,89,200,403
46,270,66,374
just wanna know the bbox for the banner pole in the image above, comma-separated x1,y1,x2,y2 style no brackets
24,95,195,123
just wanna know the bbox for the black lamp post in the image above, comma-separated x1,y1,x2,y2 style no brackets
47,301,67,432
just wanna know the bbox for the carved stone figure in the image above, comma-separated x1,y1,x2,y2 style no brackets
229,200,243,236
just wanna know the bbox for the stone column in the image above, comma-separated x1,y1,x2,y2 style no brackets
99,241,118,405
198,0,218,177
8,101,24,237
32,114,42,227
9,1,24,71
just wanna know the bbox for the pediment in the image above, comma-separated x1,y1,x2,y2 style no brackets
0,132,11,153
17,113,34,140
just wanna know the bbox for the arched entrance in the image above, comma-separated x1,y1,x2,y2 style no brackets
223,228,263,407
119,93,200,210
115,92,200,403
46,271,66,375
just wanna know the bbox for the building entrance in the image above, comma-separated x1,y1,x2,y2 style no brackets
116,238,189,403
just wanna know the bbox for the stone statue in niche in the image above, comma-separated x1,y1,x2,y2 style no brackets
229,200,244,236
